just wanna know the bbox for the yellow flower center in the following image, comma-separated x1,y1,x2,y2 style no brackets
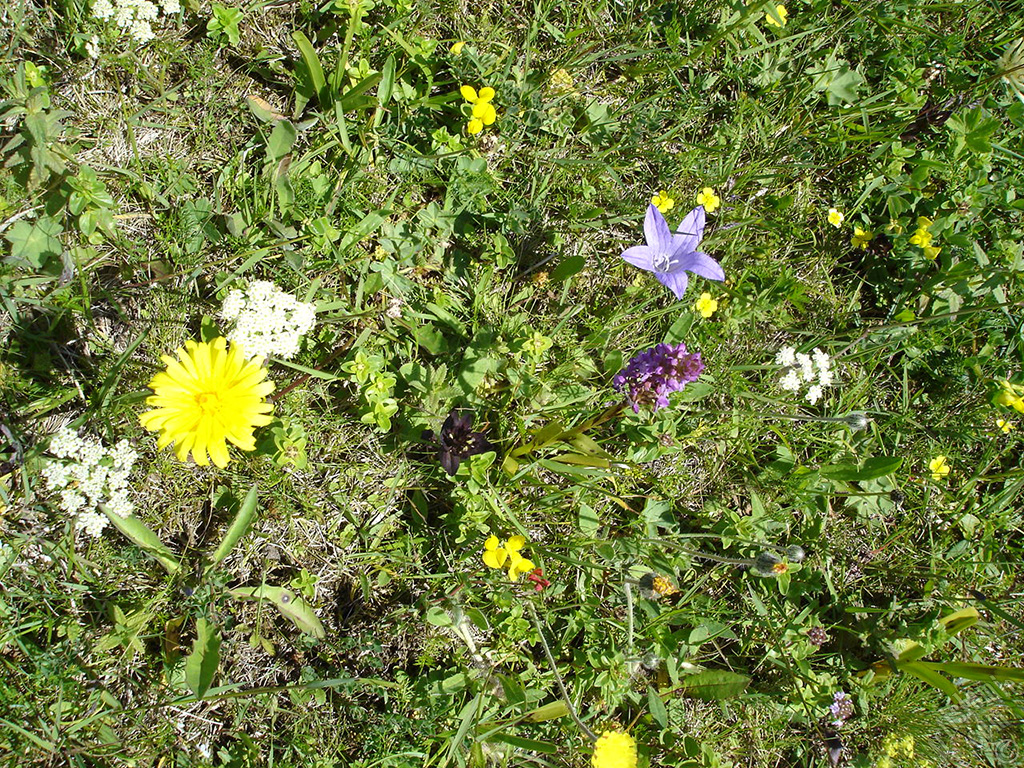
196,391,224,414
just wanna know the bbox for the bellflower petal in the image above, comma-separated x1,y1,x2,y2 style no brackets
643,205,674,255
655,269,689,299
675,251,725,282
620,245,655,270
673,205,705,254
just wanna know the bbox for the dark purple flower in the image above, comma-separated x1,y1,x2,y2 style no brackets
621,205,725,299
422,409,491,476
613,343,705,412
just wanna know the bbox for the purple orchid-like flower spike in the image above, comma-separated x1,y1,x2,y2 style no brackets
621,204,726,299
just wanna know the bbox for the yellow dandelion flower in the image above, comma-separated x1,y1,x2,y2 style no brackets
764,3,788,27
651,190,674,213
696,186,721,213
592,730,637,768
928,455,950,482
139,337,274,469
851,227,873,250
828,207,845,228
694,292,718,318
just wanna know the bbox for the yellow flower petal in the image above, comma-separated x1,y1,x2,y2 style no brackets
450,41,465,55
460,85,478,102
483,547,507,569
477,86,495,102
467,118,483,134
506,535,526,553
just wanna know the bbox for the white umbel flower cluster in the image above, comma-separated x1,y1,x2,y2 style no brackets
91,0,179,46
776,346,834,405
43,427,138,537
221,280,317,360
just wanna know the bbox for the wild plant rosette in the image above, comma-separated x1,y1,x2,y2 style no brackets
613,343,704,412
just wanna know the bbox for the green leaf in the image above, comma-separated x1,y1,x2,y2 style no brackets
899,661,961,701
526,700,569,722
377,54,396,108
916,661,1024,683
647,686,669,727
4,216,62,268
266,120,296,162
101,507,180,575
184,617,221,698
491,734,558,754
549,254,585,281
207,485,259,570
678,670,750,700
820,456,902,482
229,585,326,638
292,31,328,107
338,210,386,252
578,503,599,536
938,607,980,636
424,606,453,627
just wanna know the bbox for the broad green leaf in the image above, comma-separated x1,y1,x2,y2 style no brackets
184,617,221,698
549,254,585,282
101,507,180,574
820,456,902,482
377,54,396,108
292,31,327,107
230,586,326,638
647,686,669,727
266,119,296,162
207,485,259,570
4,216,62,268
678,670,750,700
424,606,453,627
578,503,599,536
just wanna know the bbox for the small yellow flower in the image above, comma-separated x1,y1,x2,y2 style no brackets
851,227,874,250
591,730,637,768
923,245,941,260
828,207,845,228
899,736,915,758
549,68,575,94
928,455,950,482
482,534,535,581
882,734,899,758
461,85,497,135
651,190,674,214
997,418,1015,433
450,41,466,54
696,186,721,213
764,3,788,27
909,228,933,247
694,292,718,318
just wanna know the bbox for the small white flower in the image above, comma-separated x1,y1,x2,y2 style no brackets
222,280,317,360
817,367,834,387
42,462,72,489
779,370,802,392
49,428,84,460
221,289,246,320
106,492,135,518
806,385,824,404
812,348,831,372
77,510,109,537
61,489,86,514
92,0,115,19
796,353,815,382
115,4,136,27
85,35,102,59
130,18,155,42
135,0,158,20
775,346,796,367
162,0,181,13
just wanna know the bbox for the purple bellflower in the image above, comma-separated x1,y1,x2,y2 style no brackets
621,205,725,299
613,343,705,412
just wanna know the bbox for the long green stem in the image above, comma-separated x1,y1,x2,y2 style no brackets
526,601,597,743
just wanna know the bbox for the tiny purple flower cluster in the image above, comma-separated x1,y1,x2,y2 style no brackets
829,691,854,727
613,343,704,412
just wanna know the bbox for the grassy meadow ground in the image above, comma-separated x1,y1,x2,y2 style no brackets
3,0,1024,765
